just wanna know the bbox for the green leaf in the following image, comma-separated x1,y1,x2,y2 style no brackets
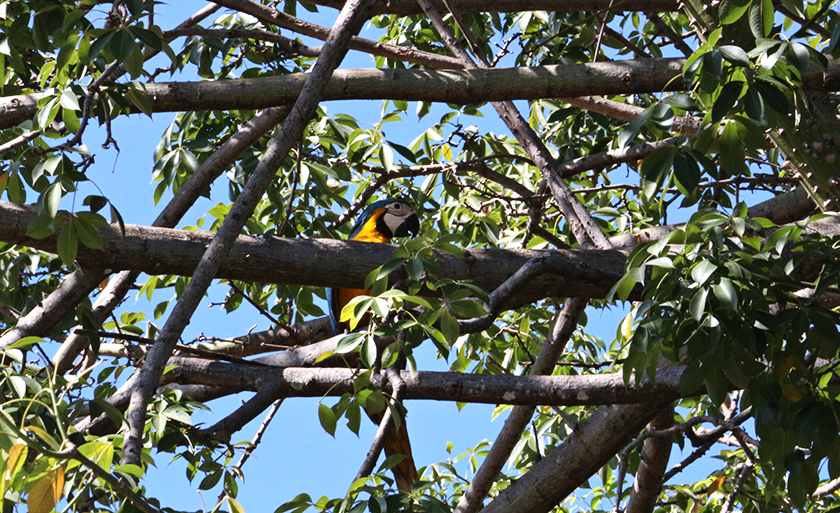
749,0,774,37
318,403,337,437
618,108,650,149
651,102,674,130
360,337,377,368
661,93,699,111
691,260,717,285
712,278,738,310
673,149,701,193
87,31,116,63
712,81,745,123
690,288,708,321
754,80,790,114
679,360,705,395
719,0,751,24
57,219,78,264
743,87,766,125
440,308,459,350
42,182,62,218
718,45,750,67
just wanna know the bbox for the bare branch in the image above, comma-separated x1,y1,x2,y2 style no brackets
624,405,674,513
355,368,406,483
121,0,373,466
455,297,587,513
212,0,463,69
166,27,321,57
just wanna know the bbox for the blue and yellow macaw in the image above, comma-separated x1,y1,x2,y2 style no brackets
328,197,420,492
328,198,420,335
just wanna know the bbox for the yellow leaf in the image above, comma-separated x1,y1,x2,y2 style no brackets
705,475,726,496
776,355,795,378
23,425,60,451
781,383,804,402
1,442,27,500
27,467,64,513
227,497,246,513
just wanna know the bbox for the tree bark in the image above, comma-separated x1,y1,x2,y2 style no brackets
480,402,667,513
120,0,373,466
306,0,679,16
0,201,629,306
162,359,691,406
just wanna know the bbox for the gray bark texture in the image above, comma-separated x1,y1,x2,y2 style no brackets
4,60,840,129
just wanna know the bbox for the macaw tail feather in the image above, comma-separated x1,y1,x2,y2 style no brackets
382,413,417,493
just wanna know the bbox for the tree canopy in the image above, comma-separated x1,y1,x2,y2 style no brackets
1,1,840,513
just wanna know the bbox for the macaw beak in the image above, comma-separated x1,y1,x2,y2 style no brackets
394,212,420,238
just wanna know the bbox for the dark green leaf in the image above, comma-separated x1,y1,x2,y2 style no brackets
661,94,699,111
754,80,790,114
743,87,766,125
719,0,751,24
673,149,701,193
617,107,651,148
712,81,745,123
718,45,750,67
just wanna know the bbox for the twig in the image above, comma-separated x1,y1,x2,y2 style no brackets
354,367,405,482
216,399,284,505
225,281,284,327
166,27,321,57
722,462,754,513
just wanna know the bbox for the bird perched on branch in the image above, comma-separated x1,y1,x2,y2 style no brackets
328,198,420,335
328,197,420,492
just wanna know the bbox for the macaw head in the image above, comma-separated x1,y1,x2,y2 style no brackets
350,198,420,241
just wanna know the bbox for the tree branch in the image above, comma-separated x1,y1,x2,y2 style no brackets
624,405,674,513
5,59,840,129
121,0,372,466
0,201,631,307
163,358,691,409
455,297,587,513
212,0,464,69
305,0,679,16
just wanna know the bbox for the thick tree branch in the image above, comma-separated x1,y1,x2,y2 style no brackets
0,201,630,306
306,0,679,16
163,360,691,407
121,0,371,466
624,405,674,513
480,401,668,513
5,59,840,130
455,297,587,513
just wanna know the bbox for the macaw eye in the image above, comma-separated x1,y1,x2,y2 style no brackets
392,203,402,210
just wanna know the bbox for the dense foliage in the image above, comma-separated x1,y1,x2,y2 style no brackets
1,1,840,512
